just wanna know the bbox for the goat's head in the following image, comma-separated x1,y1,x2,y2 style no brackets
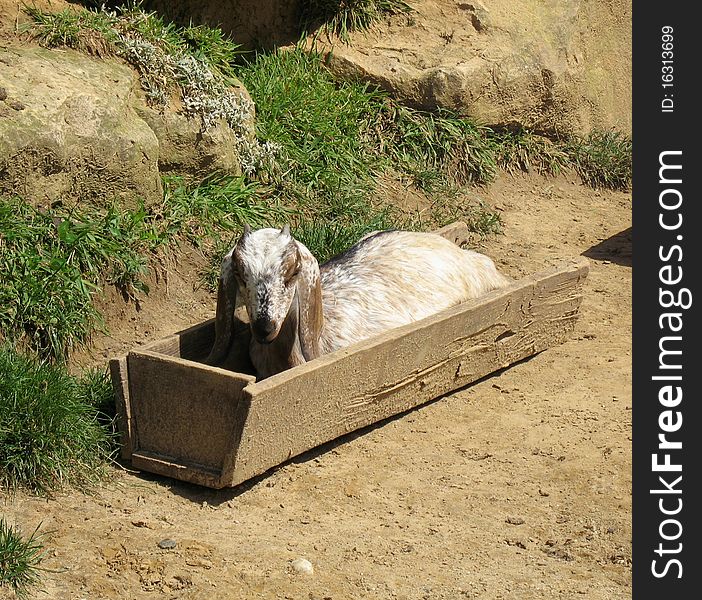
205,225,323,370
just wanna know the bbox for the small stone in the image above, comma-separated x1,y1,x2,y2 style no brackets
158,539,177,550
506,516,525,525
0,87,7,101
291,557,314,575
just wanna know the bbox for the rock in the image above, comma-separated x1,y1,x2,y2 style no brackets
142,0,631,136
0,46,163,207
133,79,256,177
290,557,314,575
0,45,255,208
158,538,178,549
318,0,631,135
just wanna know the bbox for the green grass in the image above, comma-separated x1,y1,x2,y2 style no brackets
0,518,45,600
292,208,400,264
375,103,498,187
300,0,413,41
0,198,151,359
238,46,387,218
0,344,115,494
239,47,501,210
491,127,570,177
22,3,119,54
565,129,632,191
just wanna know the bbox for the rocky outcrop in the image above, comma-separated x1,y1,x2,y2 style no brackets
142,0,631,136
318,0,631,135
0,45,254,208
1,47,163,207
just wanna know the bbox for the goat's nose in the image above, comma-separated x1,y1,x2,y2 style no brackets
251,318,277,343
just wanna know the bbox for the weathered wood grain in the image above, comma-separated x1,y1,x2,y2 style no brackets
126,350,255,486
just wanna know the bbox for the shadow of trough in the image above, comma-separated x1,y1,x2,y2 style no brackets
582,227,631,267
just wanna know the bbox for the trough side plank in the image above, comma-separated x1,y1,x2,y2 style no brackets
127,351,255,486
227,258,589,486
109,356,133,461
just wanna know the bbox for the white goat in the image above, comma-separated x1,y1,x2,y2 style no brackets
205,225,511,379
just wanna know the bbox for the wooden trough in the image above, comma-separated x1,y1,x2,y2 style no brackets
110,223,590,489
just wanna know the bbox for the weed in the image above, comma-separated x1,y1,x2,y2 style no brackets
0,519,45,600
0,344,115,494
22,4,118,55
300,0,413,41
0,198,150,358
491,127,570,177
293,208,400,264
239,46,386,217
566,129,632,190
375,103,498,186
161,174,291,243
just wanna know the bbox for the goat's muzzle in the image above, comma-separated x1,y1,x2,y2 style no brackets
251,318,279,344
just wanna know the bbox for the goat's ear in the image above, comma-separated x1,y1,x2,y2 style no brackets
294,246,323,362
280,224,291,237
243,223,252,237
204,254,238,366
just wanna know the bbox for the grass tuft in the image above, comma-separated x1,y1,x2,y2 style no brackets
300,0,413,41
293,208,400,264
0,344,116,494
565,129,632,190
0,519,45,600
239,46,386,218
375,103,498,186
0,198,153,359
491,127,570,177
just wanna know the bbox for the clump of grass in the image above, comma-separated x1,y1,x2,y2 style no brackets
293,208,400,264
0,344,115,494
22,3,118,55
239,46,387,218
301,0,413,41
0,519,45,600
491,127,570,177
566,129,632,190
0,198,153,359
160,174,291,244
375,103,498,187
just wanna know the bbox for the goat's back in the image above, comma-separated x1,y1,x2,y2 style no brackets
318,230,510,353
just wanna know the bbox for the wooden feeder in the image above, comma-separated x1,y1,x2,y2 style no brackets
110,223,590,489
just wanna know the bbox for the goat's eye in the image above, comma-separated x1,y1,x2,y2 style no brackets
285,268,300,284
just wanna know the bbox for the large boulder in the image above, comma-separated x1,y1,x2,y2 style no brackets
0,46,163,207
0,44,255,208
318,0,632,135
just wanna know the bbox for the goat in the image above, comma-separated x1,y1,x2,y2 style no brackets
205,224,511,379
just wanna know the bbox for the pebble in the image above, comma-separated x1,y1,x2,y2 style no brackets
291,557,314,575
158,539,177,550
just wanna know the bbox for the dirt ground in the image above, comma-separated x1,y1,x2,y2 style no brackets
2,171,632,600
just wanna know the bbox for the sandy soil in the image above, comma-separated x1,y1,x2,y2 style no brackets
2,171,632,600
